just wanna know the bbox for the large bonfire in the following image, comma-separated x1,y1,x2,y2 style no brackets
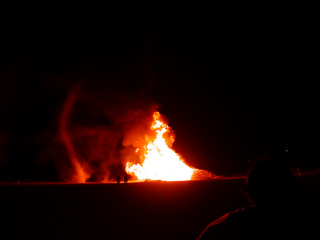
125,112,213,181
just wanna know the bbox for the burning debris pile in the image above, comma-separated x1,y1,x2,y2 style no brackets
126,112,214,181
57,84,214,183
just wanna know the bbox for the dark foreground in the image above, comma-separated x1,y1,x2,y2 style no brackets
0,175,319,240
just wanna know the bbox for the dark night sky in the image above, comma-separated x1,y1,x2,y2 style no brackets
0,5,318,180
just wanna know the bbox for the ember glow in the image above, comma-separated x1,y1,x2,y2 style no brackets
126,112,206,181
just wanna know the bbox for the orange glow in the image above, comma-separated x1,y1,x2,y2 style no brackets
125,112,211,181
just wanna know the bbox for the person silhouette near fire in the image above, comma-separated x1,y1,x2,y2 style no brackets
124,173,128,183
197,157,318,240
116,174,121,184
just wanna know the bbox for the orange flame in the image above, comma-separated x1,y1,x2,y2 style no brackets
125,112,197,181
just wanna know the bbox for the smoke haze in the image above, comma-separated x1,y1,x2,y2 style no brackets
56,80,160,182
0,49,161,182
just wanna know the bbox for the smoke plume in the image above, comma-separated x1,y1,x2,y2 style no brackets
56,80,160,182
59,83,90,183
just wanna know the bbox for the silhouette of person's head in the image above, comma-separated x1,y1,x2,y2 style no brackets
243,157,297,207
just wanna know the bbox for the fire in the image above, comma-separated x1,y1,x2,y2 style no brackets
125,112,196,181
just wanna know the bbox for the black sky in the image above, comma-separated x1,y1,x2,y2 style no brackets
0,5,318,180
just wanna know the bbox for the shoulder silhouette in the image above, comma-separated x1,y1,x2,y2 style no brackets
198,157,319,240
